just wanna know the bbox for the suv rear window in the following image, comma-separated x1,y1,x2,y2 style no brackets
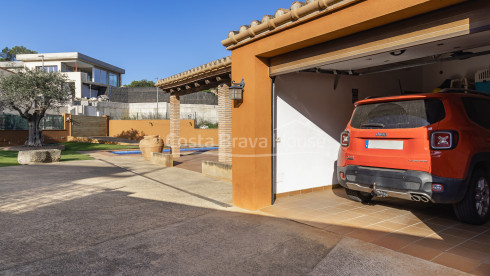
350,99,445,129
462,97,490,130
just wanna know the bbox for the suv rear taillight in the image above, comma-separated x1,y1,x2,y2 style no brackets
431,131,458,150
340,131,350,147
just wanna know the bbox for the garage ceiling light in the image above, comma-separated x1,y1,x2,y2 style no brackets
390,49,406,56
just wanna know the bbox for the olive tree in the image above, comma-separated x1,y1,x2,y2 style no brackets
0,68,74,146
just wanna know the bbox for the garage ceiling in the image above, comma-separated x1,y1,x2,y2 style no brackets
314,30,490,75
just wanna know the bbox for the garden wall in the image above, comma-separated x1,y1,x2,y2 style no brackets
0,130,69,146
0,114,71,146
109,119,218,146
71,115,108,137
1,116,219,147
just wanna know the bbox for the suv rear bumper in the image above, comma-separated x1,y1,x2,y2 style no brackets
337,165,467,204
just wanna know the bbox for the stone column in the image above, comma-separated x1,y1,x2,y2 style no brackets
169,94,181,158
218,84,232,164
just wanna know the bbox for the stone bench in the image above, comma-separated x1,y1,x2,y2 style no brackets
202,161,232,181
18,149,62,165
151,152,173,167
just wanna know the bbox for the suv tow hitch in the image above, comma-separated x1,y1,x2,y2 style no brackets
370,182,388,197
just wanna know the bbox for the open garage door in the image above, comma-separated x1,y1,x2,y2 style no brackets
273,1,490,197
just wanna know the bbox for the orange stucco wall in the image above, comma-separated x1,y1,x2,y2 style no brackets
230,0,468,210
109,119,218,146
0,114,71,146
0,130,69,146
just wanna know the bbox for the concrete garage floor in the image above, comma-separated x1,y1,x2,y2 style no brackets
261,189,490,275
0,152,470,275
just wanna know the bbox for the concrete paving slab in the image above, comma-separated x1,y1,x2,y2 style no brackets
88,152,232,209
0,153,472,275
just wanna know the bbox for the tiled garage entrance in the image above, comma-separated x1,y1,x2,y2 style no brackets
260,188,490,275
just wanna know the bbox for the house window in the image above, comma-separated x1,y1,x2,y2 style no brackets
109,73,119,86
37,66,58,73
93,68,107,84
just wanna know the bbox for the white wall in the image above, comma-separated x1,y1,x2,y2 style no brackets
64,72,83,98
68,102,218,123
275,68,422,193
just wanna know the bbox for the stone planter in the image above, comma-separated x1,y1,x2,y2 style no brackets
139,135,164,160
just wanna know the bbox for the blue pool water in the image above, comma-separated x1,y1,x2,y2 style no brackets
111,147,218,155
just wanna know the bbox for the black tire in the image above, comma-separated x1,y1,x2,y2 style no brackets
453,168,490,225
345,188,373,203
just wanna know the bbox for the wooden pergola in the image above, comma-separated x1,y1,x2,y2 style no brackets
156,57,232,164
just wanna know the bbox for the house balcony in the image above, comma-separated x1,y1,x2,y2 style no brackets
63,72,90,83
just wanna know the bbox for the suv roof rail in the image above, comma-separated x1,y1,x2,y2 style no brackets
439,88,490,96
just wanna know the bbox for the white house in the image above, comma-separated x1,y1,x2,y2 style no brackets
0,67,14,77
0,52,125,99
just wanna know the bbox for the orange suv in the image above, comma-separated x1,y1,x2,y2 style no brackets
337,89,490,224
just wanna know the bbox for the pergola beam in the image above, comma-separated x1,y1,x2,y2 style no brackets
160,73,231,95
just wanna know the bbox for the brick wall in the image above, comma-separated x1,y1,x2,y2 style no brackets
218,84,232,164
169,95,181,157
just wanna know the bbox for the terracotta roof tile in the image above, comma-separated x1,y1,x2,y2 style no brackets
156,56,231,89
222,0,358,49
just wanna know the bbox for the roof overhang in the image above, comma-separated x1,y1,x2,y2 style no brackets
156,57,231,95
222,0,360,50
16,52,125,74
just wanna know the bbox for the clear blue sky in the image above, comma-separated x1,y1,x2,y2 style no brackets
3,0,293,85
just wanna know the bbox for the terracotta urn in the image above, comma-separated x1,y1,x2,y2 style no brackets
139,135,164,160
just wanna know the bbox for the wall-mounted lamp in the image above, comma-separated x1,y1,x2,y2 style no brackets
229,79,245,100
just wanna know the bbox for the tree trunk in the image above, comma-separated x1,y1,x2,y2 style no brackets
25,113,43,147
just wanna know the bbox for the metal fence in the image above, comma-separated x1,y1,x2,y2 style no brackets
108,112,197,121
0,114,64,130
108,112,170,120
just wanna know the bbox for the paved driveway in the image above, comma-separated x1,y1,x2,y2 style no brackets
0,153,467,275
261,189,490,275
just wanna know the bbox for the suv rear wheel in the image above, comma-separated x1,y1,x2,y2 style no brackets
345,188,373,203
453,168,490,225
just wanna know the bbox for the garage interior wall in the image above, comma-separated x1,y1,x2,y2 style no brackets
274,55,490,194
421,55,490,92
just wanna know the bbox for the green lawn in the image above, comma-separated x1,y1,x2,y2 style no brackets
0,142,139,167
0,150,20,167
